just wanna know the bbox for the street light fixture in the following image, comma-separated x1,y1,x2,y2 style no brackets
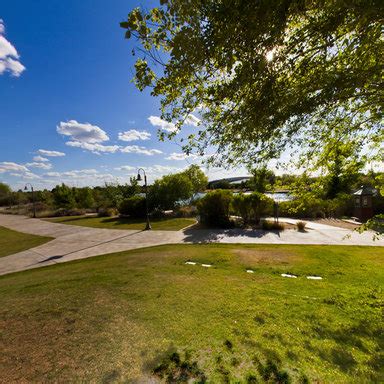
137,168,151,230
24,183,36,218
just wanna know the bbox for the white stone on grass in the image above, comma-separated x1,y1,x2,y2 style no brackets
307,276,322,280
246,270,254,273
201,264,212,268
185,261,197,265
281,273,297,278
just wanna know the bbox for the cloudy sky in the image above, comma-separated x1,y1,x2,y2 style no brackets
0,0,251,190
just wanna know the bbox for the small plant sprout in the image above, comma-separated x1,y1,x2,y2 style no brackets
297,221,307,231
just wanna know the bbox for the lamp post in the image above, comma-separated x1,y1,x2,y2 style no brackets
137,168,151,230
24,183,36,218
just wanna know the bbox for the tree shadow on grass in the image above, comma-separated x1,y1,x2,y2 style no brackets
181,227,272,244
310,319,382,379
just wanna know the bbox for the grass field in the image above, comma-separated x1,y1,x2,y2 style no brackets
46,215,196,231
0,244,383,382
0,226,52,258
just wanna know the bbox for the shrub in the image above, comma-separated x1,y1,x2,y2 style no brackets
175,205,198,218
325,193,354,217
296,221,307,231
53,208,86,217
231,193,250,225
248,192,274,224
52,184,76,209
150,209,167,219
279,192,353,219
231,192,274,226
197,190,233,228
118,196,146,218
149,173,193,210
97,207,118,217
261,220,285,231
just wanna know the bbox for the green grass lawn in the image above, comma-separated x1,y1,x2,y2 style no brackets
0,226,52,258
46,215,196,231
0,244,383,382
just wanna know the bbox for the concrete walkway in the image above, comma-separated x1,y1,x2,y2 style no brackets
0,214,382,276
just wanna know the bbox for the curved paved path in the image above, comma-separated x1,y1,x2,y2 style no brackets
0,214,382,276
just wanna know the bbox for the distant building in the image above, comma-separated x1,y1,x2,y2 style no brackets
353,186,377,222
207,176,251,189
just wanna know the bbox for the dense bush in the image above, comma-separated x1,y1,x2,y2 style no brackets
261,220,285,231
53,208,86,217
231,194,251,225
279,192,353,219
149,173,193,210
197,190,233,228
175,205,198,218
231,192,274,225
97,207,118,217
0,182,12,206
118,196,146,218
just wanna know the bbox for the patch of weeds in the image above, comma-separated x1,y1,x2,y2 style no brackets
216,364,231,383
323,294,347,308
224,339,233,350
262,332,284,343
296,221,307,232
286,350,298,361
262,220,285,231
331,347,357,372
102,369,121,384
254,315,265,325
246,373,258,383
152,350,207,383
231,357,240,367
257,360,291,384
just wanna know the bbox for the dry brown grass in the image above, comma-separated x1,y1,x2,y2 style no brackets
233,248,301,266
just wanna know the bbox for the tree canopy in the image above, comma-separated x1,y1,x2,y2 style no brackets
121,0,383,167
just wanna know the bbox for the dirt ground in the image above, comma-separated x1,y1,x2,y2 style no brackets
312,218,361,230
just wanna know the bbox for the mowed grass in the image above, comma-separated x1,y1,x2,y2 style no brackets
0,226,52,258
46,215,196,231
0,244,383,383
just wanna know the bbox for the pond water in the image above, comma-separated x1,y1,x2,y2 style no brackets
193,191,293,202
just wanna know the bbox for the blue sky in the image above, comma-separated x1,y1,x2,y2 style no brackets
0,0,245,190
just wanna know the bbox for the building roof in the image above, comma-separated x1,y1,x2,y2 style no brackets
353,186,377,196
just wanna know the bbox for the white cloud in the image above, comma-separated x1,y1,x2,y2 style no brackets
66,141,120,154
33,155,49,162
118,129,151,142
42,169,119,187
57,120,109,143
120,145,163,156
165,152,200,161
184,113,201,127
0,161,40,181
0,161,29,173
9,171,40,179
0,20,26,77
147,165,184,175
148,116,177,132
26,162,52,170
114,165,136,171
37,149,65,157
115,164,185,181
